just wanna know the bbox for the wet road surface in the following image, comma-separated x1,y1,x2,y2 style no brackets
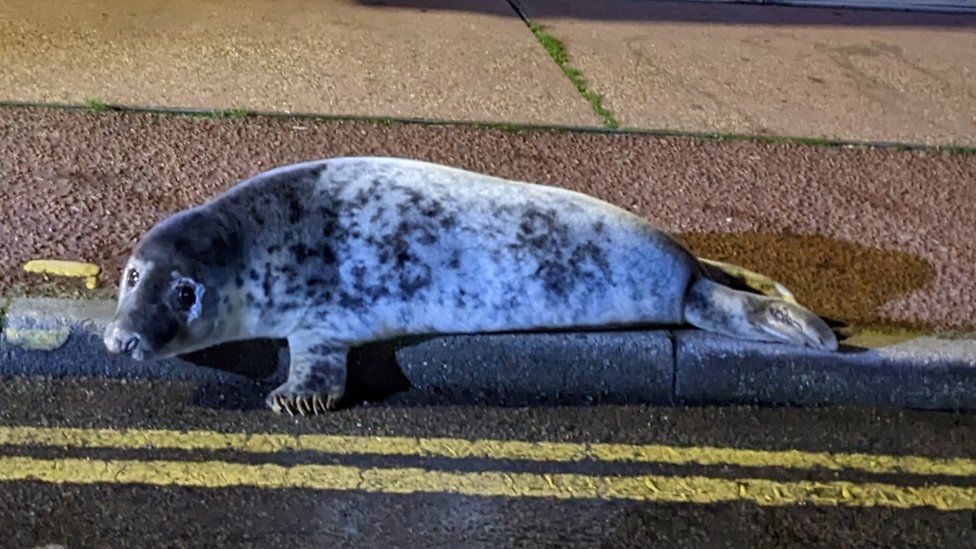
2,105,976,330
1,376,975,548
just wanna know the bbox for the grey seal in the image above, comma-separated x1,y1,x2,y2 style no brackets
103,157,836,414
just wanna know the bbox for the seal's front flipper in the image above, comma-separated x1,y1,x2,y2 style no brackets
684,278,837,352
267,332,348,415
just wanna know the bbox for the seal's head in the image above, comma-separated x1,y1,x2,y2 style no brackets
103,209,242,360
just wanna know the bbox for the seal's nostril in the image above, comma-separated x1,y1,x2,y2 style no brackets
119,334,140,355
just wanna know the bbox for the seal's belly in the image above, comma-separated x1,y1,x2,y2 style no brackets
325,158,695,336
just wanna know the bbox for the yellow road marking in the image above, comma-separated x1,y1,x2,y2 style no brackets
1,426,974,478
23,259,100,289
1,456,973,509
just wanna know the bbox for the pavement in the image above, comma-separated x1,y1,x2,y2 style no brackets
519,0,976,144
2,0,975,143
0,0,597,126
2,106,975,330
1,0,976,545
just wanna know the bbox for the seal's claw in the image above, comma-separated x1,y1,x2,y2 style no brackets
266,381,341,416
269,392,297,416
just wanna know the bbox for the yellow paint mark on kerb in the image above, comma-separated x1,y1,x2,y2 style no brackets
1,426,975,478
2,327,72,351
23,259,100,289
1,456,974,510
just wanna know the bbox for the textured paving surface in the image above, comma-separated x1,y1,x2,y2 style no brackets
519,0,976,145
1,376,976,548
2,107,975,330
0,0,597,126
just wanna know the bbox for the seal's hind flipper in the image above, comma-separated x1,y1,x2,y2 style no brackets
697,258,798,304
683,278,838,351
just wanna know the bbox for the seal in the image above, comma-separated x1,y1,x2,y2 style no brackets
103,157,837,414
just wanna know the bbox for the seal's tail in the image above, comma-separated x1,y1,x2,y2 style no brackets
683,278,838,351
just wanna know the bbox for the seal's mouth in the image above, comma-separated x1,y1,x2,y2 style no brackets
129,346,153,362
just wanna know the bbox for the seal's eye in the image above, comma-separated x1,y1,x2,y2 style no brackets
126,269,139,287
170,278,206,321
172,282,197,311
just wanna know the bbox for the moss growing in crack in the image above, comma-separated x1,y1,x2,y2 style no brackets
85,100,114,112
4,100,974,155
471,121,533,134
529,23,618,129
716,133,844,148
216,108,249,119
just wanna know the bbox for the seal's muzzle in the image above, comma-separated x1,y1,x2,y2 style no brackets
103,323,152,361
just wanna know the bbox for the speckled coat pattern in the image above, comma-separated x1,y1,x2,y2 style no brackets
229,158,697,337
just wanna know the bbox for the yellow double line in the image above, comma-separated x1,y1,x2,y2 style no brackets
1,426,974,510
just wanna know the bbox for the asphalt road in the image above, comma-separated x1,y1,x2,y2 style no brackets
1,375,975,548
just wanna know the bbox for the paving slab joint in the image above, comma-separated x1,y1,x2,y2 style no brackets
0,295,11,335
504,0,619,129
667,330,678,401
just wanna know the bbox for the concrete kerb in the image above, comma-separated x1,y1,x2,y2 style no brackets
2,296,975,410
0,297,249,383
675,331,976,410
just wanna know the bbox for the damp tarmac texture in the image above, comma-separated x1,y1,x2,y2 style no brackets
1,106,974,329
1,377,976,548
